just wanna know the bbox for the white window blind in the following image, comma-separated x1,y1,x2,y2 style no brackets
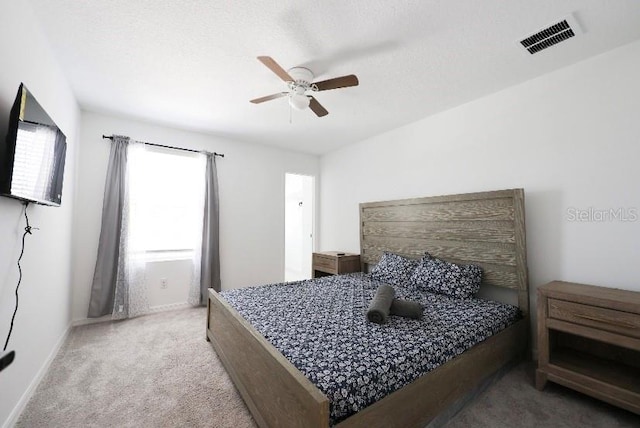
128,146,206,257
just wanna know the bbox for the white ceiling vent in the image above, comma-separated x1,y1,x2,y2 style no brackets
519,15,582,55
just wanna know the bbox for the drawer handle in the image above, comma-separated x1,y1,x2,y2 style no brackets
574,313,637,329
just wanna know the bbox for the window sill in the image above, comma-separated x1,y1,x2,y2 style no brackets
140,250,195,262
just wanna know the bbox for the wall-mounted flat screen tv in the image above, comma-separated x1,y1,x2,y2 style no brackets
0,83,66,206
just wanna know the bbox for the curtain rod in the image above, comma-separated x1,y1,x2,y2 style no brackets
101,135,224,158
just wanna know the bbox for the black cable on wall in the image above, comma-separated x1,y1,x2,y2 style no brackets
3,202,37,351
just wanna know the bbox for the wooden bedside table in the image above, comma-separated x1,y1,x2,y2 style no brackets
312,251,360,278
536,281,640,414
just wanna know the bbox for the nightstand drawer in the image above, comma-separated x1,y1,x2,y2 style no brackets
548,298,640,339
312,252,360,278
313,254,337,272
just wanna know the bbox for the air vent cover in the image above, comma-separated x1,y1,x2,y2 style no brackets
520,15,582,55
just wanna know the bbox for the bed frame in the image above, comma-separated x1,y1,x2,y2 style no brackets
207,188,529,427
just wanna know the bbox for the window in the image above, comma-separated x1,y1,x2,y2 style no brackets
128,146,206,259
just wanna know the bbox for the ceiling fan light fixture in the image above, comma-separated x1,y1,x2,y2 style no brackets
289,93,310,110
251,56,359,118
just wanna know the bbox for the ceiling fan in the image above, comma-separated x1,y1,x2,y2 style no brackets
250,56,359,117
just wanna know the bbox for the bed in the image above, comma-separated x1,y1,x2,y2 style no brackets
206,188,529,427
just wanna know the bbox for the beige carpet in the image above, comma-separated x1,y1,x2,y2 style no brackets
16,307,255,428
16,307,640,427
446,363,640,428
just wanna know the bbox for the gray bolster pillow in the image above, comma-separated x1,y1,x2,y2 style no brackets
390,299,423,319
367,284,395,324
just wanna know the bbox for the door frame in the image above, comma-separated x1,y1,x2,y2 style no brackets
283,172,316,281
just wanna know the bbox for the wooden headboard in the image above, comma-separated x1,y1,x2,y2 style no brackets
359,189,529,316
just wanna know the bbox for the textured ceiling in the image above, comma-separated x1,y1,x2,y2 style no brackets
27,0,640,154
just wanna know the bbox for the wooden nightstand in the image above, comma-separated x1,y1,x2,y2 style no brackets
312,251,360,278
536,281,640,414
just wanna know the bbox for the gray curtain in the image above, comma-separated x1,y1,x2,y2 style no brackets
87,136,128,317
198,154,221,303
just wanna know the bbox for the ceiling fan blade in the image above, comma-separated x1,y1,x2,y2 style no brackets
314,74,359,91
250,92,288,104
308,97,329,117
257,56,294,82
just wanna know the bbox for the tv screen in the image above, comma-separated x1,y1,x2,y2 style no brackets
0,83,66,206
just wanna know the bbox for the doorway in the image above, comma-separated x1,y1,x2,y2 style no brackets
284,173,314,282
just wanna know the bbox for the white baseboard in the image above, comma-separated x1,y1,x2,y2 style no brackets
2,322,72,428
71,302,192,327
148,302,191,313
71,314,111,327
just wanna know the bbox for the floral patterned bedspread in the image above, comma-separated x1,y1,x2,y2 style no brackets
220,273,521,425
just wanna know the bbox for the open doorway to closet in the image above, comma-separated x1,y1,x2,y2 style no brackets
284,173,314,282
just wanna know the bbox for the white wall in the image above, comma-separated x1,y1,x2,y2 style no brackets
0,1,80,426
320,40,640,346
145,259,194,309
72,112,319,321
